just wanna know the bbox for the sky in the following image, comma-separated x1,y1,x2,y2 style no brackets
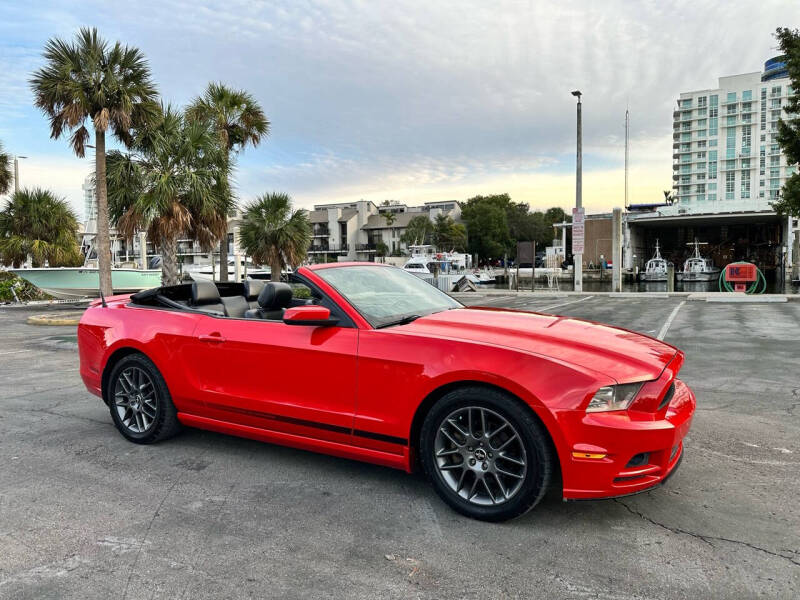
1,0,798,220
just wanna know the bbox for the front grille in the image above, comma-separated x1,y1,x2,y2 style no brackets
658,383,675,410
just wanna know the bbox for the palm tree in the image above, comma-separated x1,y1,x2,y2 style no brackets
106,105,230,285
0,141,12,195
30,27,159,296
239,193,311,282
0,188,83,267
186,83,270,281
663,190,676,205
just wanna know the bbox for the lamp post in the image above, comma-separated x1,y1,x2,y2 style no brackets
571,90,583,292
13,155,28,194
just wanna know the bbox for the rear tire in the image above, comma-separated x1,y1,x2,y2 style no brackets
420,386,553,522
107,353,181,444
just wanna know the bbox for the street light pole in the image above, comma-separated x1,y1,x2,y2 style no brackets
13,156,27,194
571,91,583,292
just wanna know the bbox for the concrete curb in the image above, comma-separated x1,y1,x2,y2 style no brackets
26,313,83,326
702,294,789,303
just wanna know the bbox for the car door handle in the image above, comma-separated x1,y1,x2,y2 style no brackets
198,333,226,343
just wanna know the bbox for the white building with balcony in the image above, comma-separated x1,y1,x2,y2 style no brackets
624,56,798,280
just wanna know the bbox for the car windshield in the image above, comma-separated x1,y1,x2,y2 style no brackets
315,265,462,328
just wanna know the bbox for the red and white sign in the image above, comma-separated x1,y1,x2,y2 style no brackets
572,207,585,255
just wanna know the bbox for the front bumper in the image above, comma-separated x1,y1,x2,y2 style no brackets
560,378,695,500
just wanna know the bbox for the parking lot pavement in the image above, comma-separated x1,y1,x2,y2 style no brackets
0,299,798,599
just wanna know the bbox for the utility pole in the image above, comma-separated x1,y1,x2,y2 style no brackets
13,155,27,194
572,91,583,292
624,109,629,209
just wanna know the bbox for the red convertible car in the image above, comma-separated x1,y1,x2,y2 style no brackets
78,262,695,521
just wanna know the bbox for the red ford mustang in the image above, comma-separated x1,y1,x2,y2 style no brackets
78,262,695,521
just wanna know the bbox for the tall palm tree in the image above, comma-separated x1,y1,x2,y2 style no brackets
239,193,311,282
106,105,230,285
0,188,83,267
30,27,159,296
0,141,12,195
186,83,270,281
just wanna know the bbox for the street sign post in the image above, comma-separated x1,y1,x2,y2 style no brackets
572,207,585,255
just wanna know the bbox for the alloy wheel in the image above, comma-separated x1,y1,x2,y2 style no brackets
113,366,158,434
433,406,528,506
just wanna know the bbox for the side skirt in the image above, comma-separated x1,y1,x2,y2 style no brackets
177,412,411,471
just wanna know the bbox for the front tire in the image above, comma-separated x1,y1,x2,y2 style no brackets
420,386,553,522
107,353,181,444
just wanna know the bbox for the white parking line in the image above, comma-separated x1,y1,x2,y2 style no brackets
0,350,31,356
539,296,595,312
657,300,686,341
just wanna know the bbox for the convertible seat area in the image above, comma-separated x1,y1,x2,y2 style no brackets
244,282,293,320
220,294,249,319
190,280,226,315
243,279,266,309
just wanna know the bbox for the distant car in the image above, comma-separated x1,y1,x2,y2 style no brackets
78,263,695,521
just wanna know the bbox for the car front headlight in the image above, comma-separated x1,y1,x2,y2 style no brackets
586,383,643,412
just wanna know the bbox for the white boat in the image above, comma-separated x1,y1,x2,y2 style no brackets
8,267,162,299
640,240,673,282
186,257,270,281
677,240,720,282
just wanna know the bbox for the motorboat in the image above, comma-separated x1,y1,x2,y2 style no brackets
677,240,720,282
8,267,162,299
640,240,673,282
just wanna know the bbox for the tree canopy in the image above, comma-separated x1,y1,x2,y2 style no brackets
400,214,434,246
30,27,159,295
106,104,230,285
460,194,569,260
0,188,83,267
0,141,11,195
238,192,311,282
773,27,800,217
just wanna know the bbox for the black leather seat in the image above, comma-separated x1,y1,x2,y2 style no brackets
221,295,249,318
243,280,266,309
244,282,293,320
190,280,226,315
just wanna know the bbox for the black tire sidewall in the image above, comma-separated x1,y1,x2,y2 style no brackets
107,354,176,444
420,387,552,522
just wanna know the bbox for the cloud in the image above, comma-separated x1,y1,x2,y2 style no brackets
1,0,798,214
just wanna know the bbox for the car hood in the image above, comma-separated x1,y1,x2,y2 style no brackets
399,307,678,383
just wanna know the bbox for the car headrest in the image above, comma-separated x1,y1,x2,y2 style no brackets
257,282,293,310
191,280,221,304
243,279,266,301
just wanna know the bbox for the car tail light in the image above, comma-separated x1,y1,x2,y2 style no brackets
586,383,643,412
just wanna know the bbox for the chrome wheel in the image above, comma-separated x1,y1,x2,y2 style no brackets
113,366,157,434
434,406,528,506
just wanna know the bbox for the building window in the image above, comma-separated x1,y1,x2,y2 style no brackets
742,90,752,101
709,150,717,161
709,163,717,179
726,159,736,169
742,126,751,148
727,92,736,103
771,85,781,96
710,94,718,106
698,107,707,116
698,96,707,107
725,171,735,196
726,115,736,126
697,151,706,159
698,130,707,138
727,104,737,114
709,138,717,147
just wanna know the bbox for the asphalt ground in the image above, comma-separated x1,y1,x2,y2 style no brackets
0,296,798,599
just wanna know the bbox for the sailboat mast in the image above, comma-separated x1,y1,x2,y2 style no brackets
624,109,629,209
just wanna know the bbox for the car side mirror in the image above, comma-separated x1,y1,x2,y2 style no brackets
283,305,338,327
